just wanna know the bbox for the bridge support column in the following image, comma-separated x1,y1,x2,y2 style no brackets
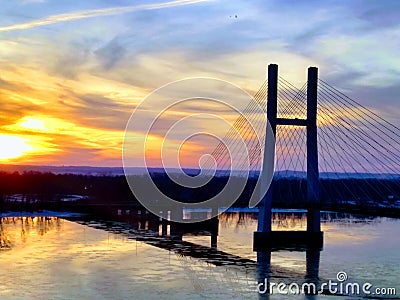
306,67,321,233
257,64,278,233
254,64,323,251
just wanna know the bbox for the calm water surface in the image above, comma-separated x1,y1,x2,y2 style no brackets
0,211,399,299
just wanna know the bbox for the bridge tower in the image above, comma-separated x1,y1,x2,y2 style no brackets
254,64,323,250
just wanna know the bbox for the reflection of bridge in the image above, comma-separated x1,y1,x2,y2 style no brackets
76,210,382,297
75,211,323,295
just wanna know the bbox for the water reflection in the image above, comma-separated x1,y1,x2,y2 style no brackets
256,251,271,299
305,249,321,298
0,218,12,249
219,211,380,230
80,211,329,295
0,211,398,299
256,249,321,299
0,217,62,249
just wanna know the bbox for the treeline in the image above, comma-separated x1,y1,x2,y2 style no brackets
0,171,399,210
273,177,400,208
0,171,136,204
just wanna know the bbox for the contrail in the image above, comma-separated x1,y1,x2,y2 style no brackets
0,0,212,32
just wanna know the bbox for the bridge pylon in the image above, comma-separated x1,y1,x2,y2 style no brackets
254,64,323,251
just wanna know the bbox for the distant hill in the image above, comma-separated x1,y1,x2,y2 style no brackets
274,170,400,180
0,164,398,180
0,164,126,176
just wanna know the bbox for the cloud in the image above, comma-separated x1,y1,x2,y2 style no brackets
68,92,133,130
313,29,400,88
0,0,399,167
94,38,126,70
0,0,212,32
21,0,47,3
356,1,400,30
0,77,31,92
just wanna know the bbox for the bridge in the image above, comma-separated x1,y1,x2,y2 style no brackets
118,61,400,256
255,65,322,250
193,63,400,251
104,63,400,296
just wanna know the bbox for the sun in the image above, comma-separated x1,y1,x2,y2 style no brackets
19,117,47,131
0,134,32,160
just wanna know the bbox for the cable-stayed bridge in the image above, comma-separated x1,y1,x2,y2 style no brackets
205,65,400,197
121,63,399,251
196,64,400,250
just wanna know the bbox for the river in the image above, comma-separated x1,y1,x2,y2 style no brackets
0,210,399,299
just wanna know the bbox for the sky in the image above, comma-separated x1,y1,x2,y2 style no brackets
0,0,399,167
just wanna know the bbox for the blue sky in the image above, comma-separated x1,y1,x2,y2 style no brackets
0,0,399,166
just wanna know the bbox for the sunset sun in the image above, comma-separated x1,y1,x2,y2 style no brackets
0,134,32,160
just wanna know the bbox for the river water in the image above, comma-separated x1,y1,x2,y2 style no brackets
0,210,399,299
